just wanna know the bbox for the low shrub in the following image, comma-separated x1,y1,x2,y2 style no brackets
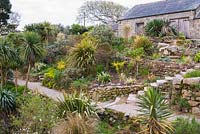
174,118,200,134
57,92,96,118
97,72,111,84
12,94,58,133
177,97,191,111
184,70,200,78
194,52,200,63
71,78,90,90
96,64,104,73
133,36,153,55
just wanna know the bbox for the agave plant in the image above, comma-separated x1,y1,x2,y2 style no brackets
137,88,173,134
57,92,97,118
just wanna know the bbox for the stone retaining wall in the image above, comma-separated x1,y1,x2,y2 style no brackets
142,60,194,77
89,85,144,101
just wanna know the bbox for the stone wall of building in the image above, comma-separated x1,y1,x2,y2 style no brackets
118,11,200,39
190,19,200,39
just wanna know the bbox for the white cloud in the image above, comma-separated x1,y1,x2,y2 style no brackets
10,0,160,29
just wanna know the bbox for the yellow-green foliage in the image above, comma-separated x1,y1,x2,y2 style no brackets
112,61,126,74
57,60,65,70
133,36,153,55
194,52,200,63
67,36,97,75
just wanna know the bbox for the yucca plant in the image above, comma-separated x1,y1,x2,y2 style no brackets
145,19,165,37
67,37,96,76
97,72,111,84
137,88,173,134
0,89,16,132
57,92,97,118
0,89,16,114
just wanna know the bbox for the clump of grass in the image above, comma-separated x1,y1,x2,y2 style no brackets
184,70,200,78
174,118,200,134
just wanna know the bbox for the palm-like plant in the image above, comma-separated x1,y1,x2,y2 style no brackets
0,38,17,90
67,37,96,76
21,32,45,90
137,88,173,134
6,32,24,91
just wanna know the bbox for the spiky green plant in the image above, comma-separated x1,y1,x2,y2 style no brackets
57,92,96,118
137,88,173,134
0,38,17,90
145,19,165,37
67,37,96,75
97,72,111,84
0,89,16,113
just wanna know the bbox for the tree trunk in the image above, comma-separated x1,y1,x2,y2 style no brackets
24,64,31,93
14,68,18,92
1,65,3,90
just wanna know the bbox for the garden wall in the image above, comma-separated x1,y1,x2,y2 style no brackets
89,84,144,101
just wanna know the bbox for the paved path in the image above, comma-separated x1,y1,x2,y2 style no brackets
99,96,200,122
17,79,64,101
18,79,200,122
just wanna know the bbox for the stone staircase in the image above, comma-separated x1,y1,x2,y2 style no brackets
99,63,200,117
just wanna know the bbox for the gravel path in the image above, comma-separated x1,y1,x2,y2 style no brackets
17,79,64,101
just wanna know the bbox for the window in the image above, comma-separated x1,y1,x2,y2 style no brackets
136,22,145,35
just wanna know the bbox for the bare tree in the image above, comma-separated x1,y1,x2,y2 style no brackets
77,0,128,24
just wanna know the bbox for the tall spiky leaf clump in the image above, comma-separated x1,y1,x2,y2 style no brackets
145,19,165,37
67,37,96,75
57,92,97,118
0,38,17,89
0,89,16,114
137,88,173,134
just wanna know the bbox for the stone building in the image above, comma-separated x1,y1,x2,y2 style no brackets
118,0,200,39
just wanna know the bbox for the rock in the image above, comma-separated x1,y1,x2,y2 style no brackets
196,97,200,101
180,71,187,75
165,76,174,81
126,94,137,103
150,83,158,88
194,63,200,70
186,69,195,73
137,91,145,96
173,75,183,85
189,100,199,107
183,77,200,85
192,107,200,114
156,80,167,86
182,90,191,98
157,43,170,48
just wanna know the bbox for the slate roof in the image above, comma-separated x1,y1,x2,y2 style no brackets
119,0,200,21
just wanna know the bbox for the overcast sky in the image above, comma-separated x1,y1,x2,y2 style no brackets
10,0,160,29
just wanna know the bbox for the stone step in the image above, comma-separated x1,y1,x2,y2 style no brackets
165,76,174,81
150,82,159,87
137,90,145,96
156,80,168,86
126,94,137,104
